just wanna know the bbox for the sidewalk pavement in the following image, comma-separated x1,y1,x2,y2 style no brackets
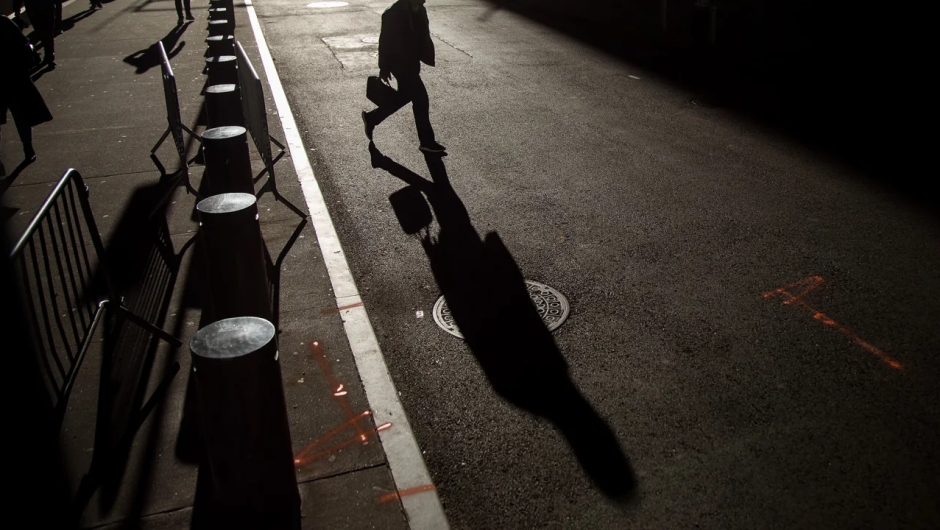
1,0,413,527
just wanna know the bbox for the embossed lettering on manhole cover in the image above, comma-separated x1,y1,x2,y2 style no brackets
432,280,570,339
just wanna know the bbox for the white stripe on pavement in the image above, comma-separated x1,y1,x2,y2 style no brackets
242,2,449,528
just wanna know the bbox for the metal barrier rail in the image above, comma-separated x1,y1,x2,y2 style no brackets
9,168,182,428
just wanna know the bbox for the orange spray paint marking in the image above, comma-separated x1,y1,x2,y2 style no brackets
310,341,369,441
763,276,903,370
294,340,402,468
320,301,365,315
377,485,437,504
761,275,824,305
294,410,372,464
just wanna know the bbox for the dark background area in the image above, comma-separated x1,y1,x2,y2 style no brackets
487,0,928,207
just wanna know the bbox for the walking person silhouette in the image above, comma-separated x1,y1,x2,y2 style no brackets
362,0,446,154
1,15,52,167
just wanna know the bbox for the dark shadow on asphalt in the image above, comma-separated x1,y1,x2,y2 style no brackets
370,142,637,500
30,61,56,82
123,22,190,74
1,230,71,528
71,180,186,524
481,0,932,211
0,157,35,197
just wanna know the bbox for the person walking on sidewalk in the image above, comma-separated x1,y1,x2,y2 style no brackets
1,15,53,164
175,0,194,25
23,0,56,65
362,0,446,154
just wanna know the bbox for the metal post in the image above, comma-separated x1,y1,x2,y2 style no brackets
201,126,254,196
206,84,245,128
208,6,228,20
205,55,238,86
209,0,234,15
189,316,299,528
208,18,235,37
206,35,235,57
196,193,271,322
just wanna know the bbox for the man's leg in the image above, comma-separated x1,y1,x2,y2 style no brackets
10,107,35,160
174,0,184,21
397,74,436,146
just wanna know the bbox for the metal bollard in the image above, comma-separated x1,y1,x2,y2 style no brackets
205,55,238,86
196,193,271,322
201,126,254,196
208,6,228,20
208,18,234,37
206,84,245,128
206,34,235,56
189,316,299,529
209,0,234,13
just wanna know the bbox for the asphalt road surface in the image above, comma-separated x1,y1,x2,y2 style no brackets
252,0,940,527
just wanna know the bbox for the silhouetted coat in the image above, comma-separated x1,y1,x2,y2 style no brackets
0,16,52,128
378,0,435,76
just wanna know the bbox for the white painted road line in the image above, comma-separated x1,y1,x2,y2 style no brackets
242,1,449,528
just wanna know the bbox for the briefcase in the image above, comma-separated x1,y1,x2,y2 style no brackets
367,75,397,107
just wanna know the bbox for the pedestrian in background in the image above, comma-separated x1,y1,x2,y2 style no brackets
362,0,446,154
1,14,53,164
23,0,56,65
175,0,193,25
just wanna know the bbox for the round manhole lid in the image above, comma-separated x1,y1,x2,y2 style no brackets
432,280,570,339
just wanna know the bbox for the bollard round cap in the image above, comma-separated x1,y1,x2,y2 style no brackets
202,125,247,140
206,84,237,94
191,317,275,360
197,193,257,215
205,55,237,64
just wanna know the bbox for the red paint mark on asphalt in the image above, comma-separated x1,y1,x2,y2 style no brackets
294,341,395,468
320,301,364,314
763,276,902,370
377,484,437,504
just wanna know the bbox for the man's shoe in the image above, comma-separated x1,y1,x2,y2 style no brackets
419,141,446,154
24,146,36,163
186,11,195,20
361,111,374,140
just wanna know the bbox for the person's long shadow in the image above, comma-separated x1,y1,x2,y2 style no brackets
123,22,190,75
369,142,637,500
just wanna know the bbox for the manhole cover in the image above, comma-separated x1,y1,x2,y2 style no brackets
432,280,570,339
